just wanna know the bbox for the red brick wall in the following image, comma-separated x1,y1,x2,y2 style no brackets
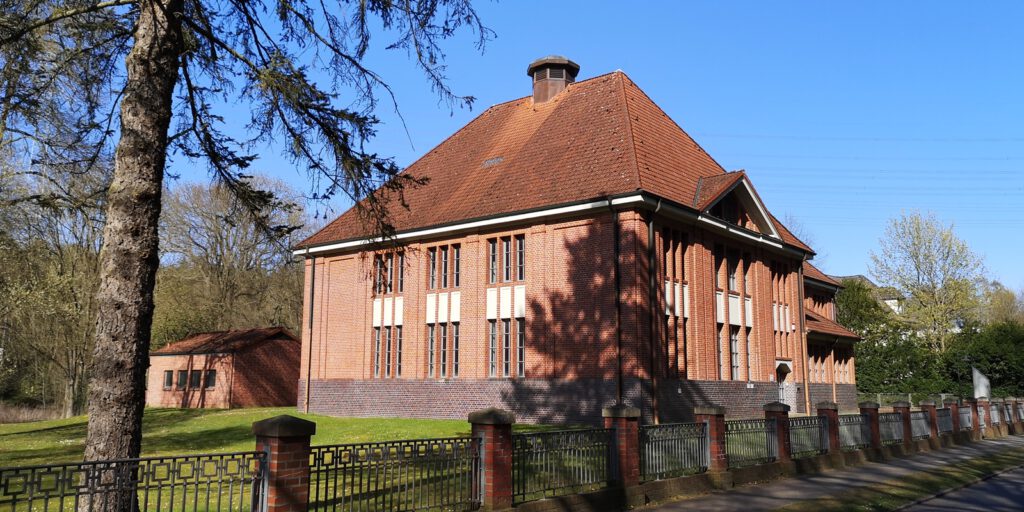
146,354,234,408
232,339,301,407
299,207,854,418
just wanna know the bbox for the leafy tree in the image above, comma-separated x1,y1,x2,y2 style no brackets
870,211,983,351
854,322,947,395
835,278,891,334
943,321,1024,398
2,0,489,466
978,280,1023,325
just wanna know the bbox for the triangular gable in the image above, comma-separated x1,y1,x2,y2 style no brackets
699,173,781,240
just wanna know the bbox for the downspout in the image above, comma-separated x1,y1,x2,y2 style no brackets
831,337,839,403
609,199,624,405
304,249,316,413
797,258,812,414
648,199,663,423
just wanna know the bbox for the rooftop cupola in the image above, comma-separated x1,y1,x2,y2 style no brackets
527,56,580,104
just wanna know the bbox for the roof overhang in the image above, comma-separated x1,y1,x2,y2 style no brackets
294,191,812,259
805,277,841,294
702,176,782,240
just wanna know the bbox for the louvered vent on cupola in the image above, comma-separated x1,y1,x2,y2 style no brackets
526,56,580,103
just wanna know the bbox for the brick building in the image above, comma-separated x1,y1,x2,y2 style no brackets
293,57,859,422
146,327,301,409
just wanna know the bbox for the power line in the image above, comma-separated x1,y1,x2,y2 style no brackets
718,153,1024,162
693,133,1024,143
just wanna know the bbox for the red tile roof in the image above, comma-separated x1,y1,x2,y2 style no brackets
693,172,745,210
805,310,860,340
298,71,812,255
803,262,843,287
151,327,298,355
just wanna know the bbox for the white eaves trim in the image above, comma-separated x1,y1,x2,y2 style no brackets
293,195,645,256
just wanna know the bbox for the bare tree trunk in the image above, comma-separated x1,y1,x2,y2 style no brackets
84,0,182,472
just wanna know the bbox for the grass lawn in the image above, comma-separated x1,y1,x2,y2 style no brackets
0,407,561,468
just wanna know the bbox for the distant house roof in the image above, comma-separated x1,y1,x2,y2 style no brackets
151,327,298,356
830,274,903,301
296,71,813,255
803,262,843,288
805,310,860,341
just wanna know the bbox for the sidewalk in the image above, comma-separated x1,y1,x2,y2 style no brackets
647,435,1024,512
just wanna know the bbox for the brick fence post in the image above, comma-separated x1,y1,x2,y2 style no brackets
944,399,960,433
603,404,641,488
1011,398,1023,434
978,397,991,437
859,401,881,449
965,398,981,433
892,401,913,449
764,402,791,463
816,402,841,453
469,408,515,511
919,400,938,439
252,415,316,512
991,398,1004,436
694,406,727,473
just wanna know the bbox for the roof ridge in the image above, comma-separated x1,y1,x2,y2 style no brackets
615,71,644,190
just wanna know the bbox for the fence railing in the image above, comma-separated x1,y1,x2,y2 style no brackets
788,417,828,459
511,429,614,504
838,414,871,451
910,411,931,440
308,438,480,512
937,408,954,434
959,408,973,431
0,451,265,512
879,412,904,445
725,418,778,468
639,422,708,481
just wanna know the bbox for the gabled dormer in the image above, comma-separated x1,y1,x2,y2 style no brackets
694,171,781,239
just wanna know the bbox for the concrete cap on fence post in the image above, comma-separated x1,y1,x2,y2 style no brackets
252,415,316,512
763,402,791,413
859,401,880,409
603,403,641,489
468,408,515,511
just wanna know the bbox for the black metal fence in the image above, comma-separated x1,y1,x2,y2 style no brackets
910,411,931,440
838,414,871,451
725,419,777,468
879,412,904,446
788,417,828,459
937,408,954,434
639,422,708,481
0,452,265,512
307,438,480,512
511,429,614,504
959,408,973,431
990,406,1002,426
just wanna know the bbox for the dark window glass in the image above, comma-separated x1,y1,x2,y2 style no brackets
516,235,525,280
190,370,201,389
374,256,382,294
730,327,740,380
441,246,449,288
373,327,381,377
453,245,461,288
385,327,393,378
502,319,511,377
428,324,436,377
440,323,448,378
205,370,216,389
728,250,739,291
395,326,403,377
488,320,497,377
386,254,394,293
742,253,751,291
488,240,498,284
452,323,460,378
163,371,173,390
715,325,723,380
428,248,437,289
516,318,525,378
503,238,511,282
714,245,724,288
177,370,187,390
398,253,405,292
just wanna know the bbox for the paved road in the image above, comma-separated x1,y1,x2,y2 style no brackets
647,435,1024,512
903,466,1024,511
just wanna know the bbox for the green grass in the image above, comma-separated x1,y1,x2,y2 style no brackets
777,447,1024,511
0,407,563,468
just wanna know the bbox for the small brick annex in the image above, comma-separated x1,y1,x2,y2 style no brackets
293,57,860,422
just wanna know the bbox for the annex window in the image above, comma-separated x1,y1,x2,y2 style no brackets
205,370,216,389
730,326,740,380
516,235,526,281
373,327,381,377
488,240,498,284
177,370,187,390
488,320,498,377
190,370,201,389
163,370,173,390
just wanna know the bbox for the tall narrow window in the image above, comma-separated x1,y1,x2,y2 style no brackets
516,318,526,378
386,254,394,293
177,370,187,390
745,328,753,381
384,327,393,378
452,323,460,378
205,370,216,388
503,238,512,282
395,326,403,377
488,320,498,377
441,246,449,288
428,248,437,290
716,324,723,380
373,327,381,377
427,324,436,377
502,319,511,377
439,323,448,378
727,250,738,292
163,371,173,390
714,245,724,289
488,240,497,284
742,253,751,292
398,253,405,293
190,370,201,388
516,235,526,280
453,245,461,288
730,326,740,380
374,256,383,294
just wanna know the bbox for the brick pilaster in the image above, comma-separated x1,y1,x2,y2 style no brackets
892,401,913,449
919,400,938,439
603,404,641,487
469,408,515,511
816,401,841,453
695,406,727,472
859,401,881,449
253,415,316,512
764,402,791,463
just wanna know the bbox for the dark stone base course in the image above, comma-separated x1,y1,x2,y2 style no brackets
299,378,859,423
809,383,859,412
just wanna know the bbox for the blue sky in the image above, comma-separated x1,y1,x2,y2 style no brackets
169,1,1024,288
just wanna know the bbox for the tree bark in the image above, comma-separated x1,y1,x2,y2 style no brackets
84,0,182,470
